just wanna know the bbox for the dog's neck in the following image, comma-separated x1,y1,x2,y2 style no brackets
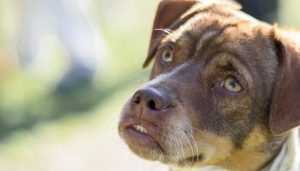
222,129,300,171
171,129,300,171
262,128,300,171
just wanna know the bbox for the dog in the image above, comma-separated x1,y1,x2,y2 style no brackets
118,0,300,170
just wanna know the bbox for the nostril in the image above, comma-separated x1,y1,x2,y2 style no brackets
133,94,141,104
132,87,170,111
147,100,156,110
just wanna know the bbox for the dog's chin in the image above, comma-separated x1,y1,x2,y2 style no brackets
119,116,205,167
119,126,165,161
124,134,204,167
118,114,165,160
128,144,205,168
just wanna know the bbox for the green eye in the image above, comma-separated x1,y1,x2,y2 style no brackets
161,49,173,62
223,76,242,92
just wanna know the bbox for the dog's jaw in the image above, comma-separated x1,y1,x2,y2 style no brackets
118,97,208,166
118,112,165,162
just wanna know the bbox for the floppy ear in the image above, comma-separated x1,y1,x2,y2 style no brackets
143,0,198,68
143,0,242,68
269,28,300,135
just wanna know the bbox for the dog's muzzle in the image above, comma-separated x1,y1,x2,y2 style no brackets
118,87,173,156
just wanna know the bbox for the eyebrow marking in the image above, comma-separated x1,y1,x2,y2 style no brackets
196,23,237,55
196,29,220,52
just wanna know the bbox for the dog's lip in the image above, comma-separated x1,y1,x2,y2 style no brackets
119,115,166,153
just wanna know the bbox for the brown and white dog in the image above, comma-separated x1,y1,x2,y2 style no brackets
118,0,300,170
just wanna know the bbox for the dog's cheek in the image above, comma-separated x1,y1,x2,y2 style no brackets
162,105,194,155
193,131,234,166
176,95,236,165
216,96,257,148
217,96,253,120
189,92,257,150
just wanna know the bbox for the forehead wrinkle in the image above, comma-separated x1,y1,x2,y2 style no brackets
195,23,238,57
196,28,220,53
168,14,208,43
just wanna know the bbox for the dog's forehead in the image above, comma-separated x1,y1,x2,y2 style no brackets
160,14,263,61
155,13,277,88
162,12,259,48
152,5,276,87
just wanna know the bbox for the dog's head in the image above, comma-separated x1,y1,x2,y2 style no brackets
119,0,300,170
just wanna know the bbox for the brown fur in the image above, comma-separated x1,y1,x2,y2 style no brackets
118,0,300,170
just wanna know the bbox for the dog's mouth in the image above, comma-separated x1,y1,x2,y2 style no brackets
119,116,166,158
119,115,206,166
125,123,160,146
131,124,148,134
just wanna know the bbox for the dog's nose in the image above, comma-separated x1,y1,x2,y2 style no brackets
132,87,169,111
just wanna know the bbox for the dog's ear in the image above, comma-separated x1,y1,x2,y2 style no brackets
269,28,300,135
143,0,241,68
143,0,198,68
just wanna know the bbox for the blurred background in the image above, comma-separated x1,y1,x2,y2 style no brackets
0,0,299,171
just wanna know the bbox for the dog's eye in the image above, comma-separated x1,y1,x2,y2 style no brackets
223,76,242,92
161,49,173,63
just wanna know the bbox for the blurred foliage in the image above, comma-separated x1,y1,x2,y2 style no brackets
278,0,300,29
0,0,157,140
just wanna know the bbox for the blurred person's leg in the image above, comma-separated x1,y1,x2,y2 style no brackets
17,0,55,67
236,0,278,23
17,0,106,95
54,0,104,94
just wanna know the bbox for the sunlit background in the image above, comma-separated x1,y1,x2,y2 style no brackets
0,0,299,171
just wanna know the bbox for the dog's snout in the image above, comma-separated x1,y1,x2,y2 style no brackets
132,87,169,111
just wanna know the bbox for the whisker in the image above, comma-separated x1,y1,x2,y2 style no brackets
154,28,173,35
185,126,201,162
177,125,201,165
189,133,200,163
174,136,186,165
190,126,202,133
169,134,181,162
186,134,195,163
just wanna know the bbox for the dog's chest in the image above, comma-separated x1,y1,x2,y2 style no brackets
171,166,228,171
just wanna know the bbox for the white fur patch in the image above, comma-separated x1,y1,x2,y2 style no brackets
264,128,300,171
171,165,228,171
